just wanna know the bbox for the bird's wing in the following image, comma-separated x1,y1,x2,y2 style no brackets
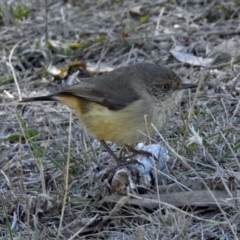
59,78,140,111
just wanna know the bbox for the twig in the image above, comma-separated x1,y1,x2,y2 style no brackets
57,111,73,239
7,40,23,101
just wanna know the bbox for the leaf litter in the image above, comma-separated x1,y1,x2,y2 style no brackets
0,0,240,239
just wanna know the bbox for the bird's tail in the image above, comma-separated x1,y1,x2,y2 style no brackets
20,95,56,102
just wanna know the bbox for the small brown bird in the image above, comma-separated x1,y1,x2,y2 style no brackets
20,62,196,160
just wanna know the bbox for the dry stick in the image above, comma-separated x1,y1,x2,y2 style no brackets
45,0,48,42
152,125,238,239
15,112,47,195
143,114,162,211
26,196,33,238
200,103,237,165
128,193,228,225
11,211,17,230
230,99,240,124
182,71,209,144
230,72,240,95
8,41,36,192
57,111,73,239
83,130,98,164
194,30,240,37
155,7,165,35
60,4,68,37
68,214,100,240
17,130,24,191
7,40,23,100
219,130,240,167
97,46,109,73
220,98,229,122
198,93,236,101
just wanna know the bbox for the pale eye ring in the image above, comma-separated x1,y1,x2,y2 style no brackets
161,84,169,91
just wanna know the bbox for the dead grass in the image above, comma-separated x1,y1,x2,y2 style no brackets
0,0,240,239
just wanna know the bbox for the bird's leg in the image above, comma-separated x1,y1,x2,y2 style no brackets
100,140,143,167
100,140,119,163
100,140,144,184
124,144,158,161
99,140,135,166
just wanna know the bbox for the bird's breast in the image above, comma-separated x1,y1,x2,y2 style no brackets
66,93,182,145
78,99,155,144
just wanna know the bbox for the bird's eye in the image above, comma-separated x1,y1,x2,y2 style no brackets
161,84,169,91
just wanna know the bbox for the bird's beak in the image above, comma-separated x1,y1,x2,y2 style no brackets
178,83,197,89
